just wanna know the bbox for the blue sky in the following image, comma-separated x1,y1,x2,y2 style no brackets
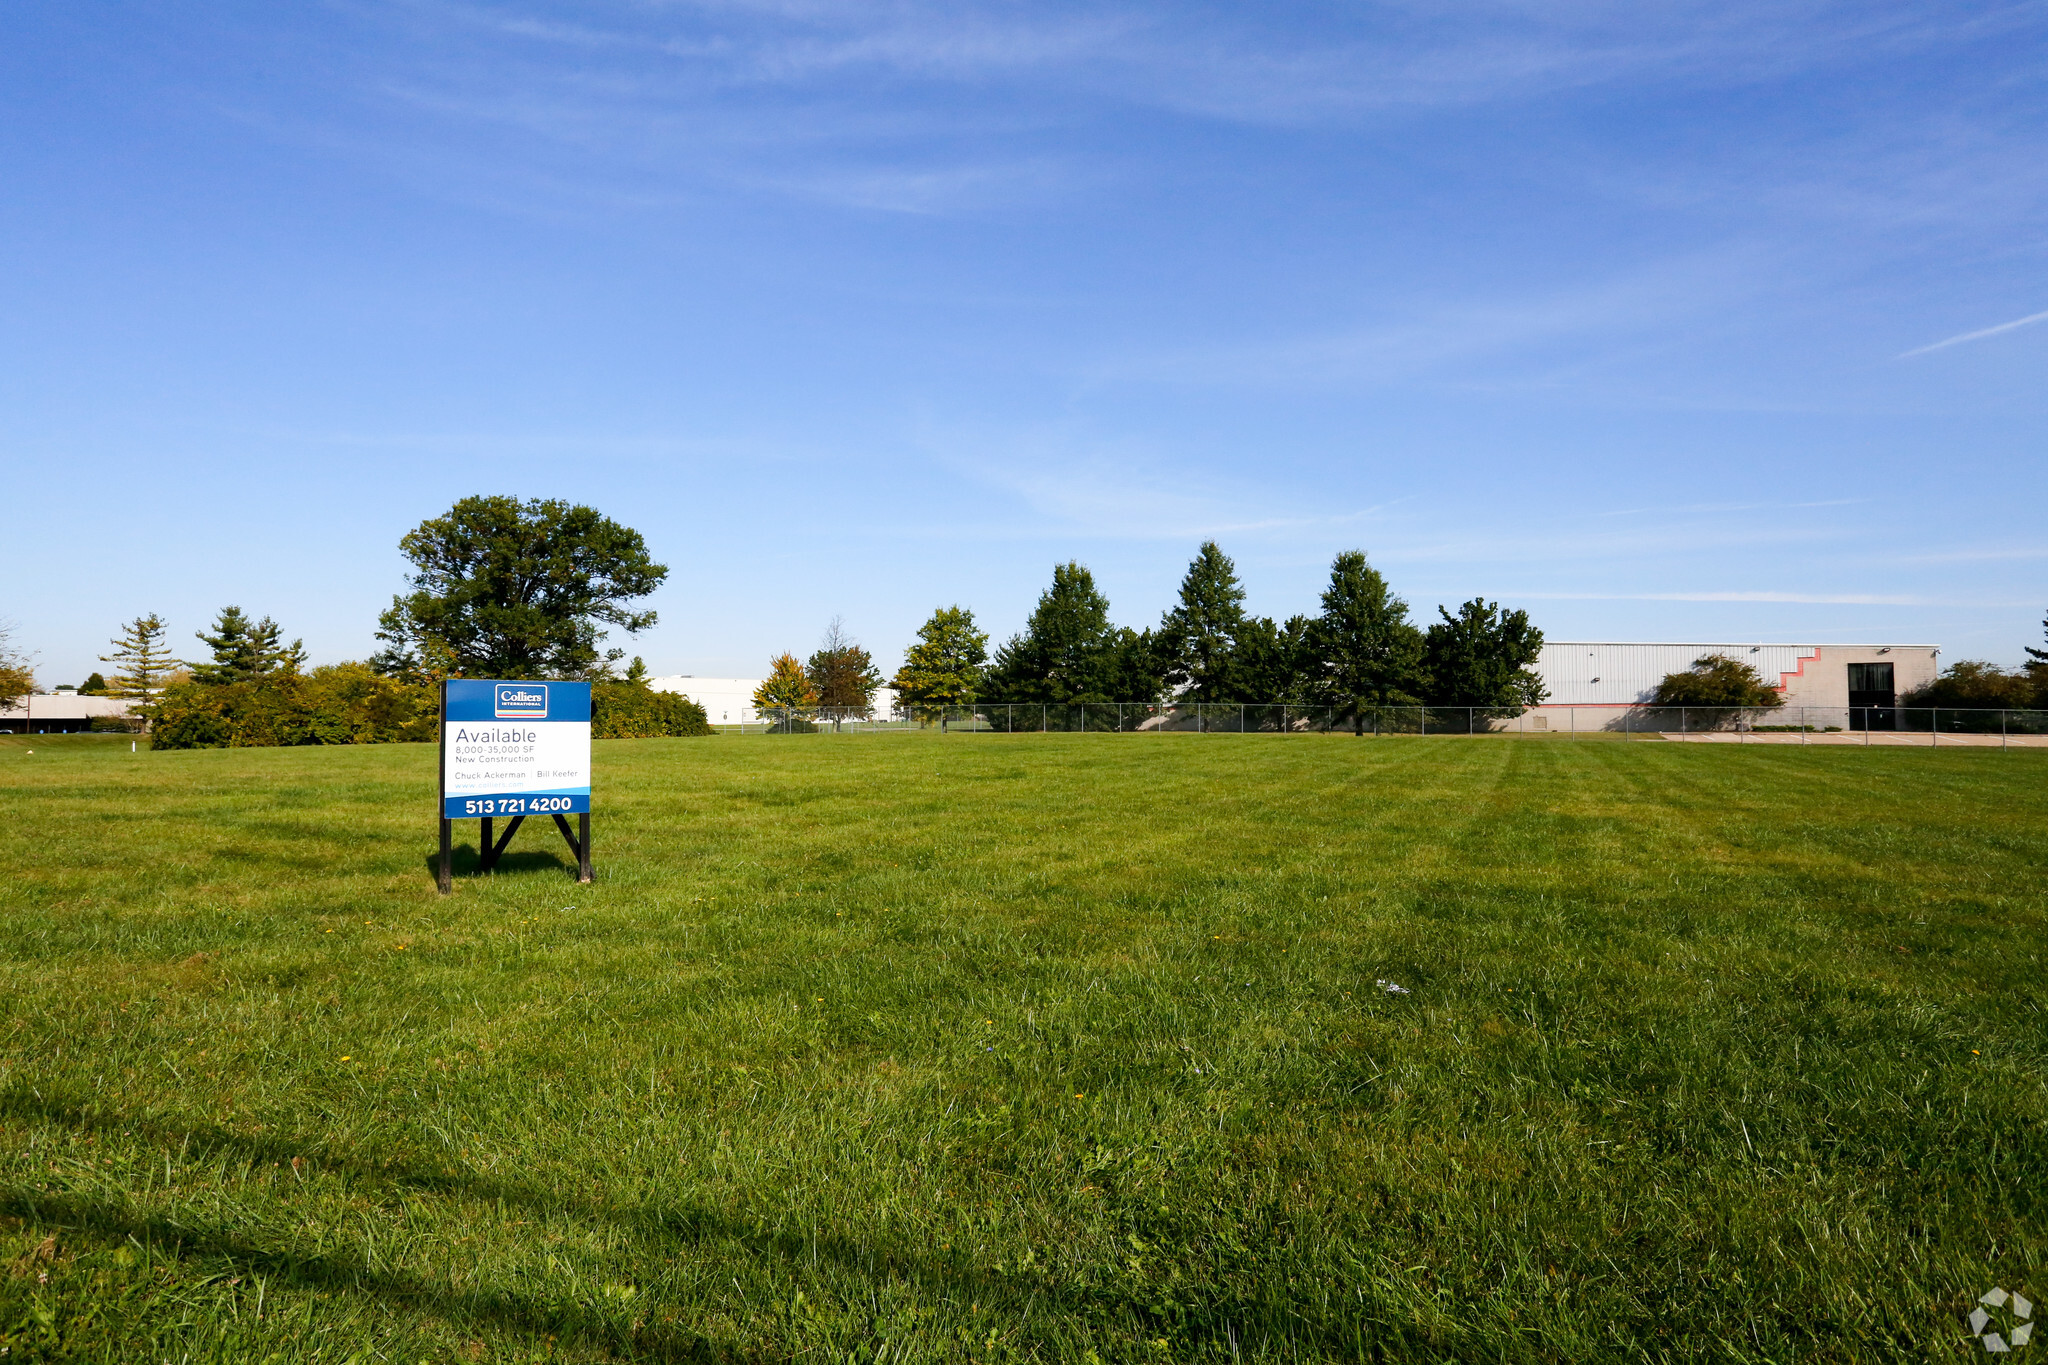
5,1,2046,685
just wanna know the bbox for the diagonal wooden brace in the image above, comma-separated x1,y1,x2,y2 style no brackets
552,813,593,884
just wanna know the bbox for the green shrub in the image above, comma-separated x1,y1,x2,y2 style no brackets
148,698,233,750
1903,660,2044,710
298,663,438,743
148,664,435,750
1651,654,1786,708
591,681,712,738
148,668,712,749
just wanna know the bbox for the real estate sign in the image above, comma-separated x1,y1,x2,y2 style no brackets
440,680,592,819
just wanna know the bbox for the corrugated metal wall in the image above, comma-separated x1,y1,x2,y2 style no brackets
1535,644,1818,705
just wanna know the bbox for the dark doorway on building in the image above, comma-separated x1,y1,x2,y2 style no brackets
1848,661,1895,730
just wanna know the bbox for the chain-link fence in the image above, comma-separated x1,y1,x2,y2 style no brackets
727,707,920,734
737,702,2048,746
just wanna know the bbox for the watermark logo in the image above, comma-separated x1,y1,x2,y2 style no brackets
495,684,549,720
1970,1288,2033,1353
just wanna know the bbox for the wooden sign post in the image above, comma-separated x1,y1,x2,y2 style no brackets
437,679,593,892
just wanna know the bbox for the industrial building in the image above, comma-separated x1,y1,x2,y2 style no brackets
0,692,141,734
1524,642,1940,731
648,676,900,727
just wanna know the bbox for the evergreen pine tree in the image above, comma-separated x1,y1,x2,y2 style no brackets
100,613,180,696
1306,551,1426,730
247,614,308,676
1158,541,1247,701
1231,614,1313,703
191,607,302,685
982,563,1118,702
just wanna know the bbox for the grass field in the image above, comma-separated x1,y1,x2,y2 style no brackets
0,731,2043,1362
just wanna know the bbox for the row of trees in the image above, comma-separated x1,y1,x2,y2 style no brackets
22,493,2048,742
750,619,885,727
886,544,1546,723
1901,644,2048,710
94,497,708,748
137,614,707,750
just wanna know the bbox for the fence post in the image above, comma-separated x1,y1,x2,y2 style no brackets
1420,706,1426,737
1932,708,1938,747
2003,709,2008,750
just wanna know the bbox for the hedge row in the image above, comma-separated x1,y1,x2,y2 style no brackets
149,665,709,749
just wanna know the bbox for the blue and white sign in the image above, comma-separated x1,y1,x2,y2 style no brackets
441,679,592,819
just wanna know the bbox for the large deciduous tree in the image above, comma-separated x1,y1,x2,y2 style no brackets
806,618,884,726
892,606,989,718
1903,660,2039,710
1422,599,1546,713
982,562,1163,704
374,496,667,680
1158,541,1247,701
1305,551,1425,729
752,653,818,716
0,620,32,711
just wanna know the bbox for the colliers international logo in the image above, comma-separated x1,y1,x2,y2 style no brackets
1971,1287,2034,1353
495,684,549,719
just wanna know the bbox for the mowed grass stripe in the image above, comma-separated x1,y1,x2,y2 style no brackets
0,731,2042,1362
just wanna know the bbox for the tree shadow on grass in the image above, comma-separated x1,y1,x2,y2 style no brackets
0,1186,743,1363
0,1087,1375,1361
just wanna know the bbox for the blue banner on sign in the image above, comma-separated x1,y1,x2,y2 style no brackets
445,679,591,722
443,792,591,818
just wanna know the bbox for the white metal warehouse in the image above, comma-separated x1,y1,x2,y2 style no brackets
1527,641,1940,730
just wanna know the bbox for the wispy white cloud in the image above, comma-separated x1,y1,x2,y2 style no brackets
1516,590,1941,604
319,0,2048,222
1597,499,1862,517
899,415,1401,540
417,0,2044,126
1096,248,1766,390
1900,545,2048,563
1899,307,2048,357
